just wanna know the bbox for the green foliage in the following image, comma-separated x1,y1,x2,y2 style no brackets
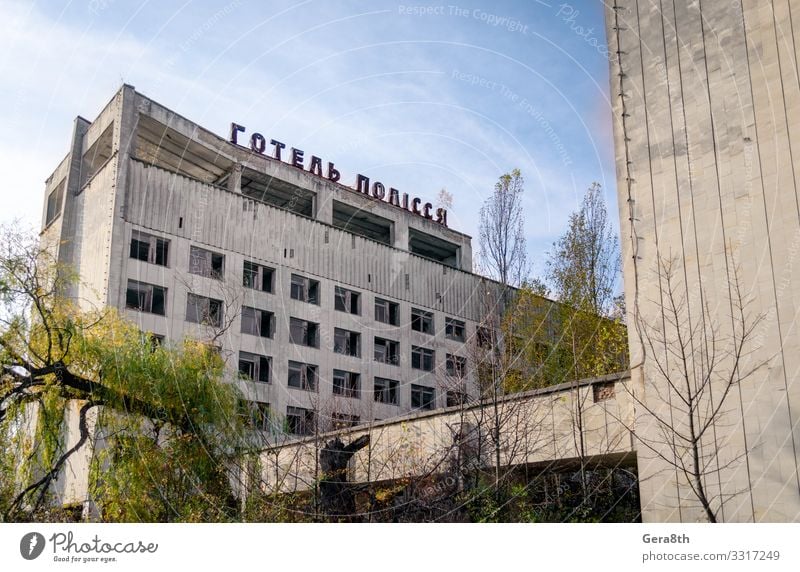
0,225,249,521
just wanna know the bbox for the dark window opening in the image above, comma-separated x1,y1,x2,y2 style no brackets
334,286,360,315
374,337,400,365
375,298,399,326
290,318,319,348
125,280,166,316
445,318,466,342
238,352,271,384
411,308,434,334
288,361,317,391
186,293,223,327
446,354,467,378
241,306,274,338
333,370,360,399
374,378,399,405
334,328,360,357
290,274,319,304
411,384,435,410
411,346,435,372
243,260,275,292
286,406,315,435
189,246,225,280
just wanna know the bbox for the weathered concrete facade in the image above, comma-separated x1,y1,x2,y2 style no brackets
605,1,800,521
40,86,500,433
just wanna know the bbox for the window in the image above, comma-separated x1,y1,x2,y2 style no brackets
333,370,360,398
411,346,435,371
186,293,223,327
374,378,399,405
45,181,64,225
241,306,274,338
373,337,399,365
243,260,274,292
286,406,315,435
411,308,434,334
189,245,224,279
331,413,360,430
238,352,271,383
240,401,272,432
290,318,319,348
288,361,317,391
477,326,493,349
333,328,360,357
125,280,166,315
446,390,467,407
445,318,466,342
374,298,399,326
446,354,467,378
290,274,319,304
334,286,360,315
130,230,169,267
411,384,435,410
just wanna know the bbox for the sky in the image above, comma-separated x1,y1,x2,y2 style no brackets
0,0,618,280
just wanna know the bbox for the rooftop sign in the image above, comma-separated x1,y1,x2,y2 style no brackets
229,123,448,227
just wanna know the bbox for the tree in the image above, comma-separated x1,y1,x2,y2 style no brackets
478,169,528,290
548,182,619,315
0,224,248,522
630,258,764,522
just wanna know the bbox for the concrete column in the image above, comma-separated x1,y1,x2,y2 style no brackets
227,163,243,194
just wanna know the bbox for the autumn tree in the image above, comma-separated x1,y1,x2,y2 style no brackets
0,225,249,522
478,169,528,292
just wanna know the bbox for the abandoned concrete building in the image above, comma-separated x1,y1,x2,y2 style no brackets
39,85,507,435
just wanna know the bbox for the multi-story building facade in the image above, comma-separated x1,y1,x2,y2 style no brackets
40,85,499,436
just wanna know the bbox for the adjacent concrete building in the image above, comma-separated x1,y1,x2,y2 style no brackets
40,85,496,436
605,1,800,521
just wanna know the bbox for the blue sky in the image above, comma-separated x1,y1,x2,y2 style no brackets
0,0,617,279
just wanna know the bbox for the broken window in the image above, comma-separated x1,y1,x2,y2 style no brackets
446,390,467,407
286,406,315,435
331,413,360,430
130,230,169,267
290,273,319,304
288,361,317,391
189,246,224,280
125,280,166,316
411,346,435,371
186,293,223,327
334,286,360,315
333,369,360,398
373,337,400,365
243,260,274,292
374,298,399,326
445,318,466,342
411,308,434,334
333,328,360,357
411,384,435,410
446,354,467,378
238,351,271,383
45,180,65,226
239,400,272,432
290,318,319,348
374,377,399,405
241,306,274,338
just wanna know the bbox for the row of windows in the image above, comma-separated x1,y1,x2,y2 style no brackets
126,280,469,373
238,351,466,395
239,382,466,435
129,231,471,339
